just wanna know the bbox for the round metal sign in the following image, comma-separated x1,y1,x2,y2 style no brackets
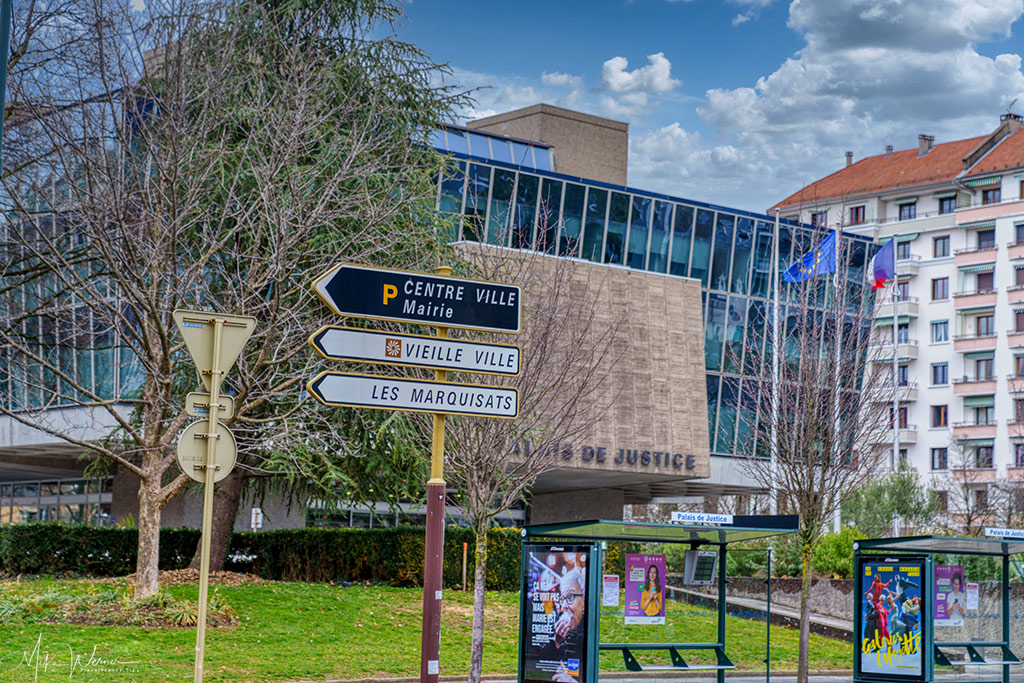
176,420,237,483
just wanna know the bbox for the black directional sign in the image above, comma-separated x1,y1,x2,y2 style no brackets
312,263,521,334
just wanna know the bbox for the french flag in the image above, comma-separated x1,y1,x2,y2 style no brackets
868,240,895,290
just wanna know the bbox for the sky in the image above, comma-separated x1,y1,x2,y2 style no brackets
399,0,1024,215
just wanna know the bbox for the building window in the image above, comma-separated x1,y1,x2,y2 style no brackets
1015,398,1024,423
811,210,827,227
974,405,994,425
932,320,949,342
976,270,994,292
936,490,948,511
982,188,1001,205
891,405,909,428
1016,223,1024,244
1016,443,1024,467
977,229,996,248
976,447,994,468
976,357,994,380
1015,268,1024,288
932,362,948,385
1016,310,1024,332
938,197,956,215
932,448,948,470
896,241,911,259
897,364,909,386
849,205,865,225
897,323,910,343
932,277,948,300
897,281,910,300
977,314,994,336
932,405,948,428
975,487,989,509
1016,355,1024,378
933,235,950,257
899,202,917,221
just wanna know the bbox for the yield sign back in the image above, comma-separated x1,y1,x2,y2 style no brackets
173,310,257,392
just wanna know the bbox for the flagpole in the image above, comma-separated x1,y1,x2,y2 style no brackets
891,271,901,536
770,210,781,516
831,228,842,533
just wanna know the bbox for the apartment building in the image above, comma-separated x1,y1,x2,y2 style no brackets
772,114,1024,517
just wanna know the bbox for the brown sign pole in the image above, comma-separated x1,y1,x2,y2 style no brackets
420,265,450,683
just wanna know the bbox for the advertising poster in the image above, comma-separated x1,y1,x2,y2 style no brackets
934,565,965,626
624,553,666,625
520,544,590,683
858,558,924,680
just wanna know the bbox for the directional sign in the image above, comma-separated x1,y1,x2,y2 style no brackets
185,392,236,418
312,263,521,334
307,372,518,419
173,310,257,392
309,326,521,376
176,420,237,483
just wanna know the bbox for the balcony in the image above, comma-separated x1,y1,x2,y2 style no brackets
865,382,918,402
896,255,920,277
873,425,918,444
952,422,998,439
1009,285,1024,305
868,339,918,361
954,333,997,351
1008,330,1024,348
953,377,998,395
954,244,998,265
1009,241,1024,260
953,288,998,308
894,297,919,317
1009,375,1024,393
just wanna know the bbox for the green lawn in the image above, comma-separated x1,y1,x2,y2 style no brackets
0,577,850,682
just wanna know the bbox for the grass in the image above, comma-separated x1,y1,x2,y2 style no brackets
0,577,851,682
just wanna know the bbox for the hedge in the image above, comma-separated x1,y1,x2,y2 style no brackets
0,523,522,590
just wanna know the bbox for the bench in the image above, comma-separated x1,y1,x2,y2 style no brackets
934,643,1021,667
598,642,735,672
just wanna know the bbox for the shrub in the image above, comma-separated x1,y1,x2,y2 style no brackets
811,527,865,578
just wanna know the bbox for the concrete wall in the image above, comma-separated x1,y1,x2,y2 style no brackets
468,104,629,186
529,488,625,525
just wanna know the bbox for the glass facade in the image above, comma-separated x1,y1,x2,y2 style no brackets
0,476,113,524
434,141,872,458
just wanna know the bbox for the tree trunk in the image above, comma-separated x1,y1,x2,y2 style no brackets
136,480,163,599
189,466,244,571
468,526,489,683
797,541,813,683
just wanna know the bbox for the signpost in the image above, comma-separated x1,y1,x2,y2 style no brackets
308,263,521,683
173,310,256,683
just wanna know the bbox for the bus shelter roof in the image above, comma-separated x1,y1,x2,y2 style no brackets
856,535,1024,557
523,516,798,546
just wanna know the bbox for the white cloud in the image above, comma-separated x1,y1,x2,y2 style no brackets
541,71,583,89
601,53,680,94
732,12,753,25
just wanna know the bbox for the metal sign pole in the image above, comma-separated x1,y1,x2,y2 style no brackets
194,317,224,683
421,266,450,683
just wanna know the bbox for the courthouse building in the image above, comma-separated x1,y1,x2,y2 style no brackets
0,103,872,527
772,113,1024,517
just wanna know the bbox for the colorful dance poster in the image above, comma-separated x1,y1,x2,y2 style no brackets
858,558,925,680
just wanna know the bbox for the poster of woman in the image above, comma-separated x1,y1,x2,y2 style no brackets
624,554,666,625
934,565,965,626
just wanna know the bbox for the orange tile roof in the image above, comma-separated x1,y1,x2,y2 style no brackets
964,127,1024,178
771,135,987,212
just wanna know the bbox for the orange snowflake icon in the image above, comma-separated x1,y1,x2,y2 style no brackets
385,338,402,358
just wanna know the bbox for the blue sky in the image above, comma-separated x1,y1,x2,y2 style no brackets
399,0,1024,214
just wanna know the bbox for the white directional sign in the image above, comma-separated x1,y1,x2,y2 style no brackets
671,511,734,525
984,527,1024,540
307,372,518,419
309,326,521,376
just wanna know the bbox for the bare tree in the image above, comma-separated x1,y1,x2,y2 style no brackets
0,0,461,597
738,230,893,683
442,240,624,683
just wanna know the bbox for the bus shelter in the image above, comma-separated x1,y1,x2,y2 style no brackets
518,515,799,683
853,535,1024,683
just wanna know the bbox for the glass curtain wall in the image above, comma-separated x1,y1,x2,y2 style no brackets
435,158,872,457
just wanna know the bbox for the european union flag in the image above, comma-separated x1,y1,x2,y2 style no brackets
783,231,836,283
